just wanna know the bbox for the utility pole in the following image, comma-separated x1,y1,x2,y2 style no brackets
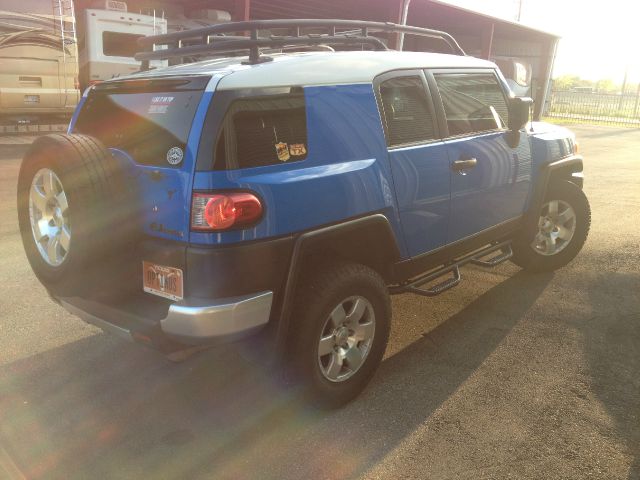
517,0,523,21
619,64,629,112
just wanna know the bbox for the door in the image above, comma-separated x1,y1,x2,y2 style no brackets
376,71,451,258
429,70,532,243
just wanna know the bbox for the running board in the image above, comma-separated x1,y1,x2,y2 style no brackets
470,244,513,267
390,241,512,297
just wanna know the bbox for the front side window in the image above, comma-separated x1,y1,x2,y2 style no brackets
215,92,308,169
379,76,436,147
434,73,509,136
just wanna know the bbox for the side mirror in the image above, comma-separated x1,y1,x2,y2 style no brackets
508,97,533,131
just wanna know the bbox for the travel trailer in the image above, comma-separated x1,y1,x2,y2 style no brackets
77,3,167,90
0,8,79,124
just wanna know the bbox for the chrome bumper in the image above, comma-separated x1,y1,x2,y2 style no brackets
59,291,273,346
161,291,273,343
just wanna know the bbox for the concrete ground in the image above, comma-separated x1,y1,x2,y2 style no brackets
0,125,638,479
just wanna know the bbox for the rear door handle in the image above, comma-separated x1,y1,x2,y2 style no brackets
452,158,478,173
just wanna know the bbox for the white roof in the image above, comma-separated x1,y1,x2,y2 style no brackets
122,50,497,89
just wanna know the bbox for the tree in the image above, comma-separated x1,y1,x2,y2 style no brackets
595,79,617,93
554,75,582,90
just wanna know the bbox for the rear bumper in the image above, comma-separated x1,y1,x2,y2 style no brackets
161,291,273,343
52,234,291,349
58,290,273,348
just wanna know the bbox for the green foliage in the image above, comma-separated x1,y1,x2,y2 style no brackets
552,75,635,93
595,79,617,93
553,75,584,90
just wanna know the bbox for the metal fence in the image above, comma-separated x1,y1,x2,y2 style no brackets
544,90,640,127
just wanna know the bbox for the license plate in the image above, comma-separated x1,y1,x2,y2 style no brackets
142,261,183,301
24,95,40,104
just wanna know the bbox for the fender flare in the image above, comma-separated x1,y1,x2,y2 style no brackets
273,213,401,359
525,154,583,233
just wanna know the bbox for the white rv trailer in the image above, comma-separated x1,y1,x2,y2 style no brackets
0,2,80,123
0,0,169,124
77,4,167,90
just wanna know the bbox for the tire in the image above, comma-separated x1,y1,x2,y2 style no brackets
287,262,391,409
17,134,137,292
511,180,590,272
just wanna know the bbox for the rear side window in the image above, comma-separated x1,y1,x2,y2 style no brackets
102,32,144,58
215,93,308,169
379,76,436,147
434,73,509,136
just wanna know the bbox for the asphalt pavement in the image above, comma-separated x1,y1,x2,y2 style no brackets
0,125,638,479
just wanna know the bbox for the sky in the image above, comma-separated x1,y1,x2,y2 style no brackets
440,0,640,83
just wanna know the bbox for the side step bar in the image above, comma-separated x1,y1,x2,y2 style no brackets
390,241,513,297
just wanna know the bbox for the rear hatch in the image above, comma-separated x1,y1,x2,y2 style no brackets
70,75,211,305
72,75,210,242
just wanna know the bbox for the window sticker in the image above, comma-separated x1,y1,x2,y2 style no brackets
275,142,290,162
289,143,307,157
148,96,175,114
166,146,184,165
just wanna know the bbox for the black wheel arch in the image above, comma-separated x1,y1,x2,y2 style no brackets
272,213,401,361
524,155,584,234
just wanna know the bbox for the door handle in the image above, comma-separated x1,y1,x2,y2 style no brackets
452,158,478,173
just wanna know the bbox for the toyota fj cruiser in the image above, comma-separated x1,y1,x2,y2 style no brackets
17,20,590,408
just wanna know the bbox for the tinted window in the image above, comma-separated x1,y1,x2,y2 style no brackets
75,88,203,167
102,32,144,57
379,76,436,147
217,94,308,169
434,73,509,136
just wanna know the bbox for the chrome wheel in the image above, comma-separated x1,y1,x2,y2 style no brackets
29,168,71,266
531,199,576,256
318,296,375,383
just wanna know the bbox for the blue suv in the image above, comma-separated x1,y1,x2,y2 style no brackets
17,20,590,408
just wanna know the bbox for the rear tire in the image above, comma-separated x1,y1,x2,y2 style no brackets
287,262,391,409
511,180,590,272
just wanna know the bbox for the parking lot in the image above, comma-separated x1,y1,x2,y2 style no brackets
0,125,638,479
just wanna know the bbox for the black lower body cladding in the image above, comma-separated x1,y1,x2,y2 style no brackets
184,235,294,301
137,234,293,302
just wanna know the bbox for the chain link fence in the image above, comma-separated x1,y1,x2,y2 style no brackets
544,90,640,127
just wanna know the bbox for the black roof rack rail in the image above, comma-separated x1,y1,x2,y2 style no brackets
135,19,466,70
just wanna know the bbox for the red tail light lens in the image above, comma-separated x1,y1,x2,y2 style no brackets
191,192,263,231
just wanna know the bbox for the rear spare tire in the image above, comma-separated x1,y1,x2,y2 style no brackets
17,134,136,291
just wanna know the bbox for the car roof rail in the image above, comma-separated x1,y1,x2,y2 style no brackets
135,19,466,70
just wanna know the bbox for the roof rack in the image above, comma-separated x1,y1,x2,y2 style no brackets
135,19,466,70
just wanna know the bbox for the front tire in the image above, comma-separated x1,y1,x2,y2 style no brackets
287,262,391,409
511,180,590,272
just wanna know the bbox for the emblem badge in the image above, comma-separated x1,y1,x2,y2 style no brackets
275,142,290,162
166,146,184,165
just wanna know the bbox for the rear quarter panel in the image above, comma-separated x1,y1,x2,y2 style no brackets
191,83,406,255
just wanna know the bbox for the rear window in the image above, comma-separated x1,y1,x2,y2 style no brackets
102,32,144,58
214,92,308,169
74,80,205,167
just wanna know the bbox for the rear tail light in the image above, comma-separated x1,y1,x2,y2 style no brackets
191,192,263,231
